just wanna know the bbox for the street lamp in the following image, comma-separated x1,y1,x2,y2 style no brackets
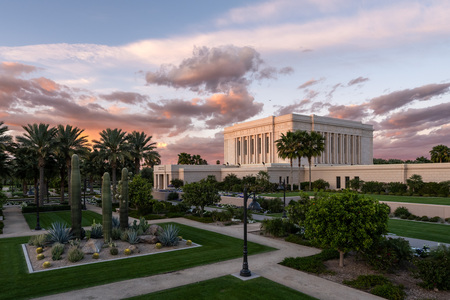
35,184,41,230
278,179,287,218
240,187,252,277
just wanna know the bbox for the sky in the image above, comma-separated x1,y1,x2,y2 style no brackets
1,0,449,164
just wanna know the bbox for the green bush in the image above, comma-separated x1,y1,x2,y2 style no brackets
232,207,252,222
258,197,284,213
67,246,84,262
0,221,4,234
343,274,389,290
110,247,119,255
393,207,411,218
445,218,450,223
22,204,70,213
111,227,121,240
210,210,232,222
167,191,179,200
414,244,450,290
370,283,406,300
362,237,412,272
51,242,65,261
420,216,429,222
407,214,417,220
280,249,339,274
429,216,440,222
312,179,330,190
261,218,298,237
285,234,317,247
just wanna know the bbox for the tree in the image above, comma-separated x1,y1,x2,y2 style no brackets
297,131,325,190
128,175,153,212
430,144,450,163
415,156,431,163
304,191,389,267
0,121,12,179
170,178,184,188
93,128,130,202
182,180,220,217
348,177,364,191
177,152,207,165
127,131,160,174
276,131,297,191
406,174,424,194
0,121,12,151
55,125,89,203
16,123,57,205
222,173,242,191
254,170,272,193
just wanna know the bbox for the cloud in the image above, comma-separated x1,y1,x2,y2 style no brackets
298,78,324,89
348,77,369,86
100,91,149,104
0,61,38,76
327,104,369,121
145,45,263,93
279,66,294,75
369,83,450,115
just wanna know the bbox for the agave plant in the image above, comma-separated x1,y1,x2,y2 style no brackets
158,224,180,246
47,222,73,244
127,229,140,244
112,216,120,229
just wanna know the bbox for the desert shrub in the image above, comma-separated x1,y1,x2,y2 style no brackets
47,222,73,244
361,237,413,272
28,234,48,247
210,210,232,222
370,283,406,300
429,216,440,222
261,218,298,237
232,207,252,222
280,249,339,274
167,191,179,200
158,224,180,246
414,244,450,290
258,197,284,213
393,207,411,218
67,246,84,262
51,242,65,261
343,274,390,290
89,220,103,239
126,229,140,244
312,179,330,190
111,227,121,240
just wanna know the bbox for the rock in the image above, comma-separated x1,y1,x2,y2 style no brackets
147,224,163,235
139,235,159,244
129,245,140,253
82,239,104,254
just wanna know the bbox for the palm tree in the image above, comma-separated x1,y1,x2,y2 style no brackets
300,131,325,190
276,131,297,191
16,123,57,205
127,131,159,175
0,121,12,150
430,145,450,163
293,130,308,190
55,125,90,203
178,152,192,165
0,121,12,179
93,128,130,201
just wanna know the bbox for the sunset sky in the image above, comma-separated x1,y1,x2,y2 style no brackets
1,0,449,164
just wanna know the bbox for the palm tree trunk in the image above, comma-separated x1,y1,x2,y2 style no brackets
34,178,38,205
298,159,302,191
39,163,45,206
290,160,293,191
308,158,312,190
60,168,65,203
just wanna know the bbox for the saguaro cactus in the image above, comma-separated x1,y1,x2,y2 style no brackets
102,172,112,242
120,168,129,230
70,154,82,239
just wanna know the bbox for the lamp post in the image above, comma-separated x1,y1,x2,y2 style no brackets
278,179,287,218
35,184,41,230
240,187,252,277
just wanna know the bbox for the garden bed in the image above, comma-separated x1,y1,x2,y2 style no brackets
23,238,200,273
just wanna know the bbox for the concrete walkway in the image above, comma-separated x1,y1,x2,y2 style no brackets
0,205,439,300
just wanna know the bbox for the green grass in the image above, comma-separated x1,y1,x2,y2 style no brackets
23,210,103,229
388,219,450,244
127,275,317,300
0,223,275,300
369,194,450,206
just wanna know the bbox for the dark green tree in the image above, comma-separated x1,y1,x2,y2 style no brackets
276,131,297,191
296,130,325,190
127,131,160,174
182,180,220,217
430,144,450,163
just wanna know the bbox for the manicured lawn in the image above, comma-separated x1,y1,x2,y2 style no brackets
0,223,275,300
127,275,317,300
388,219,450,244
23,210,103,229
370,194,450,206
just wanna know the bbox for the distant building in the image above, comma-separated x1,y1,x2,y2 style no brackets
154,113,450,190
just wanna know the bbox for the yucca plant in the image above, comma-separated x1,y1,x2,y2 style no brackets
47,222,73,244
90,220,103,239
112,216,120,229
127,229,140,244
51,242,65,261
158,224,180,246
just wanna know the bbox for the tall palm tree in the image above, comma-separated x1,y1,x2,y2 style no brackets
0,121,12,150
93,128,130,201
144,150,161,168
0,121,13,179
300,131,325,190
127,131,159,175
55,125,90,203
276,131,297,191
178,152,192,165
430,144,450,163
294,130,309,190
16,123,57,205
11,144,38,195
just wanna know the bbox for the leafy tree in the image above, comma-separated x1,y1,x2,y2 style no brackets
93,128,130,202
128,175,153,212
348,178,364,191
127,131,160,174
177,152,207,165
312,178,330,191
0,121,12,179
140,167,154,184
255,170,272,193
430,144,450,163
304,191,389,267
16,123,57,205
297,131,325,190
182,180,220,217
170,178,184,188
406,174,424,194
276,131,297,191
222,173,242,191
415,156,431,163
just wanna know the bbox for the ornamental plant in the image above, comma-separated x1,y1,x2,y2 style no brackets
37,253,45,260
186,240,192,246
124,248,131,255
42,261,51,268
155,243,162,249
304,191,389,267
92,253,100,259
36,247,43,254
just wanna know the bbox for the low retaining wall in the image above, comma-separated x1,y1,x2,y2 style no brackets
382,202,450,219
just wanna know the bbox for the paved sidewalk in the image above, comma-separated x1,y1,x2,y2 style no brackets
0,205,441,300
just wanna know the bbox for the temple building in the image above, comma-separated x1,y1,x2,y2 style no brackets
153,113,450,190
